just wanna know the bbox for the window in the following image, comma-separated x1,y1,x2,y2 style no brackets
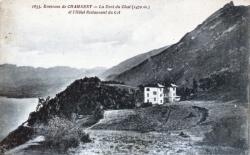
147,99,149,102
160,100,162,103
160,94,162,97
147,93,149,97
153,91,157,95
146,88,150,91
154,98,156,101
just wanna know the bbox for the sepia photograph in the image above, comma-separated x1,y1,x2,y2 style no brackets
0,0,249,154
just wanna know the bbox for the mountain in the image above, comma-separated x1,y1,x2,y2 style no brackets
0,64,106,97
109,2,250,100
101,46,170,79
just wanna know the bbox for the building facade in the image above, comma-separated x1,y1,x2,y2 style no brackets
144,83,180,104
165,84,180,102
144,83,164,105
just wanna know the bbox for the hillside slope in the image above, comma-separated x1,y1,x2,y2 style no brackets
101,46,169,79
0,77,138,152
111,2,250,100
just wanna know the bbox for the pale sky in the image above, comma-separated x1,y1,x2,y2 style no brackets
0,0,249,68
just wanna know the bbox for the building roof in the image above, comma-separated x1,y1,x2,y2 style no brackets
144,83,178,88
144,83,165,88
170,83,178,87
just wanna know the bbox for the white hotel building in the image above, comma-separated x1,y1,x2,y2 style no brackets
144,83,180,104
144,83,165,105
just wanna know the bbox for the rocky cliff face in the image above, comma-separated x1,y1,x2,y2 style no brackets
109,2,249,100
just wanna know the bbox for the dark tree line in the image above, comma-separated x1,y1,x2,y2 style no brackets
177,70,246,101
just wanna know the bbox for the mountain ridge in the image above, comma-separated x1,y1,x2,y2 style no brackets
102,45,170,80
108,2,250,100
0,64,106,97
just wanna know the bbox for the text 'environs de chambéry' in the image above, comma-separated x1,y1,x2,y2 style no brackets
43,5,92,8
42,4,136,9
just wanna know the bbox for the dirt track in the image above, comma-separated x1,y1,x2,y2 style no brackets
80,100,247,155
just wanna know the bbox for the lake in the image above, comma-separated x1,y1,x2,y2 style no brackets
0,97,37,141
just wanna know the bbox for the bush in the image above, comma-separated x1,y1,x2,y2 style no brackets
35,116,91,152
140,102,153,108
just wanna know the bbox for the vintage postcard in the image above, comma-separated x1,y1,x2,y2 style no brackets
0,0,249,154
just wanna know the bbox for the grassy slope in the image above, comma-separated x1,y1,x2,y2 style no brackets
89,100,248,154
102,46,169,80
91,104,207,132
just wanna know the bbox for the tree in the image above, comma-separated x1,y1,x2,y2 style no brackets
192,79,198,93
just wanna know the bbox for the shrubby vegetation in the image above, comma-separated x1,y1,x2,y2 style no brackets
140,102,152,108
35,116,90,151
203,116,247,149
197,71,247,101
161,70,247,101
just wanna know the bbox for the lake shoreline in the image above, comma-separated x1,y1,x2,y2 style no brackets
0,97,37,142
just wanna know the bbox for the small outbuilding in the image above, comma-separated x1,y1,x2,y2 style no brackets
165,83,180,103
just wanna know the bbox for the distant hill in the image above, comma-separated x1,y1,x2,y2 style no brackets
0,64,106,97
109,2,250,101
101,46,169,79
